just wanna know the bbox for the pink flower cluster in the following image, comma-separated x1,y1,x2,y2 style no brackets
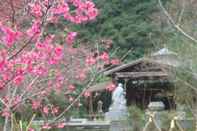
29,0,98,24
66,32,77,45
42,122,66,129
0,0,117,129
85,51,121,66
27,20,41,38
1,95,21,117
106,82,116,92
0,25,22,47
29,3,43,18
63,0,99,24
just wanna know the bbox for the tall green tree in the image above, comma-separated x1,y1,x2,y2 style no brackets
70,0,164,60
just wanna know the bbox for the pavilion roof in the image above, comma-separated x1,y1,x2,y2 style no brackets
103,58,170,76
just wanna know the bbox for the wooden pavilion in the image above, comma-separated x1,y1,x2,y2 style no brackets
103,58,176,109
88,57,177,112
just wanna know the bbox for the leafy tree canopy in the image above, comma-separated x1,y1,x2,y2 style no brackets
68,0,165,60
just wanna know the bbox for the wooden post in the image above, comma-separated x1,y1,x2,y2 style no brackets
124,79,128,105
169,117,184,131
195,110,197,131
196,118,197,131
143,112,162,131
169,118,176,131
89,95,94,120
124,78,128,90
193,104,197,131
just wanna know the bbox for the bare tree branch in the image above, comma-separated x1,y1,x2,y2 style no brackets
51,73,98,123
177,0,185,26
158,0,197,44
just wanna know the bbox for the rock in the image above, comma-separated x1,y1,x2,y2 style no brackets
148,101,165,111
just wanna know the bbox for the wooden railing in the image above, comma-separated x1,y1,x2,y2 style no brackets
143,112,193,131
143,112,162,131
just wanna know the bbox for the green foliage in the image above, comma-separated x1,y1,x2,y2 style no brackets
160,0,197,107
47,85,89,118
10,114,37,131
67,0,164,60
127,105,145,131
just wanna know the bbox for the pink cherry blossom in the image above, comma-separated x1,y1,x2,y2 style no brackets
85,56,96,65
0,0,110,129
28,128,35,131
65,32,77,45
0,50,7,71
27,20,41,38
54,46,63,56
76,70,87,81
2,96,9,104
32,65,48,76
56,74,64,84
16,67,25,74
1,26,21,47
57,122,66,128
47,15,59,23
42,123,52,129
31,100,41,110
69,0,81,7
69,96,74,102
68,84,76,91
106,83,116,92
43,0,50,7
48,57,58,65
87,8,99,20
84,91,91,98
71,16,83,24
13,75,24,86
35,42,45,50
43,106,49,115
27,63,33,72
1,108,10,118
0,60,5,71
51,106,59,115
30,3,42,18
12,95,21,107
100,52,109,64
53,4,69,15
0,80,4,90
85,1,96,9
111,58,121,65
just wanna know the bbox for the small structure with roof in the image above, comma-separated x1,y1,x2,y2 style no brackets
87,48,179,115
103,57,176,109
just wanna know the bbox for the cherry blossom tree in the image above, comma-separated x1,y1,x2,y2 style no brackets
0,0,121,130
